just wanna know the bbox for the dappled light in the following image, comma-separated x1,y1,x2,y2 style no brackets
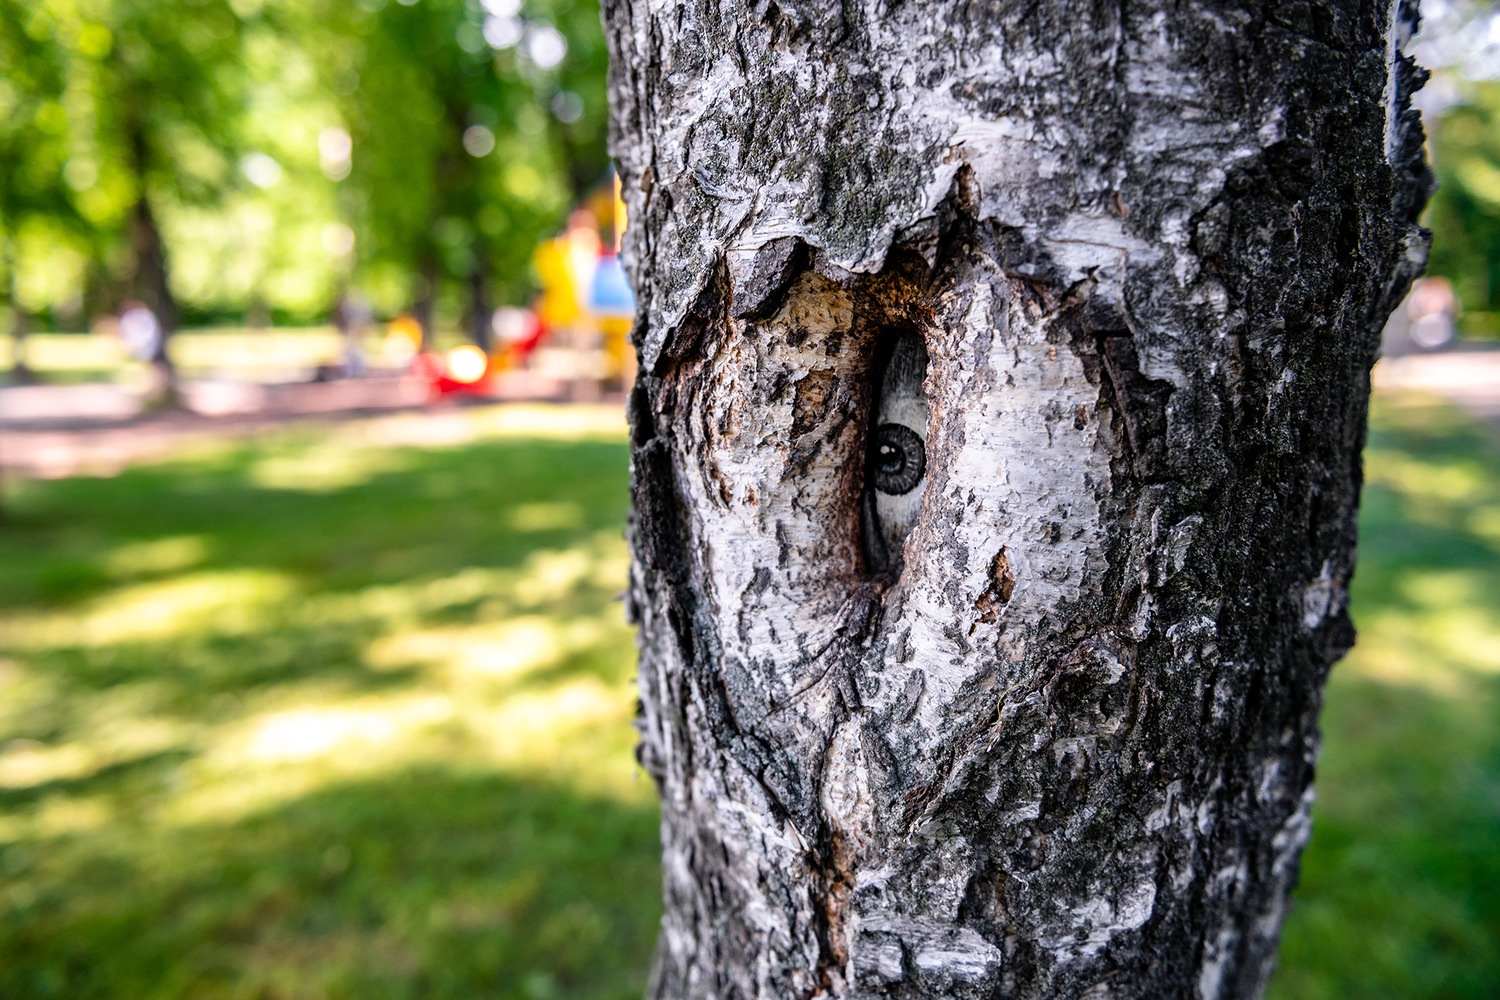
250,439,416,492
0,377,1495,997
103,534,212,579
0,403,657,998
7,568,297,647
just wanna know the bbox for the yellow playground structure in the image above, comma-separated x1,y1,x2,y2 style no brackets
527,172,635,386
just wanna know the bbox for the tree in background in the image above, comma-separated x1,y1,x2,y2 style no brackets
1425,80,1500,336
0,3,79,381
295,0,610,346
25,0,249,396
1403,0,1500,340
1,0,613,352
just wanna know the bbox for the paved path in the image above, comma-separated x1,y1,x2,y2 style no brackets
2,348,1494,480
0,374,617,479
1372,347,1500,431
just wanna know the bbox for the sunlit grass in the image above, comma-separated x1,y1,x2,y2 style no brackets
1269,393,1500,1000
0,394,1494,998
1,328,352,383
0,403,656,1000
1,332,127,375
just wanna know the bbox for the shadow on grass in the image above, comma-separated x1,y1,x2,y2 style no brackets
0,410,659,999
0,768,662,1000
5,396,1495,998
0,428,633,724
0,432,631,606
0,747,197,810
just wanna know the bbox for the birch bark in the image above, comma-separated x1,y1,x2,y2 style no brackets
603,2,1433,997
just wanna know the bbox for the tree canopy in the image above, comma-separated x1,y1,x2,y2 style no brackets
2,0,1497,342
0,0,610,332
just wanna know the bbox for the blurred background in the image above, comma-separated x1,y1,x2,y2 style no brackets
0,0,1495,997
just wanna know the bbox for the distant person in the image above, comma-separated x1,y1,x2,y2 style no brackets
1407,277,1457,350
118,303,162,363
332,293,371,378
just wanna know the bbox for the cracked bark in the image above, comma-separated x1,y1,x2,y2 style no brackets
603,1,1433,997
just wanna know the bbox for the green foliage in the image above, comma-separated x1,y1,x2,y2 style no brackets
0,0,612,328
164,16,345,321
74,0,247,206
1426,80,1500,340
0,2,90,326
288,0,610,315
0,0,251,329
0,4,75,227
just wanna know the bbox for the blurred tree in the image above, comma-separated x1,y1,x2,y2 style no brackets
1,0,614,356
166,17,348,327
1425,80,1500,338
0,2,82,381
290,0,610,345
42,0,248,396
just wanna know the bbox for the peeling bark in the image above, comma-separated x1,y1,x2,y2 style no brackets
604,1,1433,997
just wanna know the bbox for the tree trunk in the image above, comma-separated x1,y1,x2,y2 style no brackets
8,308,32,385
605,1,1433,998
4,240,33,385
129,193,180,397
468,244,492,353
413,253,439,351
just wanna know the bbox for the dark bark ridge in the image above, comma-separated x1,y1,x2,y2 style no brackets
605,2,1432,998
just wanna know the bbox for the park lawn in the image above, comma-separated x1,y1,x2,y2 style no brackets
3,329,348,384
0,405,660,1000
0,394,1494,999
1268,392,1500,1000
1,326,487,385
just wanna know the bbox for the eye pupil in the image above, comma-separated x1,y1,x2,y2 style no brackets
871,423,925,495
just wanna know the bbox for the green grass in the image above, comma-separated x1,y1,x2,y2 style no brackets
0,394,1495,999
1268,394,1500,1000
0,405,660,1000
3,328,357,386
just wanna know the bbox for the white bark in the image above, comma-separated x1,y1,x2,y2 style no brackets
605,1,1433,997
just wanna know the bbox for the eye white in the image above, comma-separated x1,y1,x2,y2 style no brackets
870,331,929,566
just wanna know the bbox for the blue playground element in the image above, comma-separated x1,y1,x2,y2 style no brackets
590,255,635,317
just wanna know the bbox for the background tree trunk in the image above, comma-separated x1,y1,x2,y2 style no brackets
4,239,34,385
468,243,492,353
124,110,181,402
604,1,1433,997
413,253,439,351
129,194,180,399
7,307,33,387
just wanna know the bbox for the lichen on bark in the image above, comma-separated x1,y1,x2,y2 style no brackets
606,1,1433,997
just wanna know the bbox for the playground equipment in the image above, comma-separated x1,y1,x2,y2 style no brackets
404,171,634,399
529,171,634,384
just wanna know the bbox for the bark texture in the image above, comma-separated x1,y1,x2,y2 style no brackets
604,2,1432,997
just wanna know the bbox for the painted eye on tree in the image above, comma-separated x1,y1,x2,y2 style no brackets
873,422,925,495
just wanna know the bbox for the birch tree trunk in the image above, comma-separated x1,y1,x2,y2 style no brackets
603,2,1433,997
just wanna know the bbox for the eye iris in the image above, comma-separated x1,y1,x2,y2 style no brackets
872,423,925,495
